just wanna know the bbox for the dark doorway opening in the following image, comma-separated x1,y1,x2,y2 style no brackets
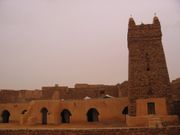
147,102,155,115
122,106,128,115
61,109,71,123
174,101,180,120
1,110,10,123
41,107,48,125
122,106,128,122
87,108,99,122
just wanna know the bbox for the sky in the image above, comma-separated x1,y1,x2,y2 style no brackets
0,0,180,89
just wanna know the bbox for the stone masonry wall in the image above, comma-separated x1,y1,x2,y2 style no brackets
171,78,180,119
0,84,121,103
0,127,180,135
171,78,180,101
42,84,119,100
0,90,42,103
128,17,173,116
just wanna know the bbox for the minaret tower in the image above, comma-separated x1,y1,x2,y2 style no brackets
127,16,173,116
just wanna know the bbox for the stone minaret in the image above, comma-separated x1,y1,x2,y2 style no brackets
127,16,173,116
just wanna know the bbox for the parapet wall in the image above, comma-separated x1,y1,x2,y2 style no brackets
42,84,120,100
0,83,124,103
0,79,179,103
0,127,180,135
0,90,42,103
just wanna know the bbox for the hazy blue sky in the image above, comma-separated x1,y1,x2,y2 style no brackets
0,0,180,89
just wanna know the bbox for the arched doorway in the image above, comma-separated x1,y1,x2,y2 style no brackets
122,106,128,115
1,110,10,123
61,109,71,123
87,108,99,122
122,106,128,122
40,107,48,125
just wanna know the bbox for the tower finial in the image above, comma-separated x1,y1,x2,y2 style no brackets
154,12,157,17
153,13,160,26
128,15,135,28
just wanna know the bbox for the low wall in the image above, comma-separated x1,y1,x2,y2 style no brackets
0,126,180,135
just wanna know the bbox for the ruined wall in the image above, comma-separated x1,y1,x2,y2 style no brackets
41,86,68,100
0,90,42,103
117,81,128,97
18,90,42,102
0,83,125,103
128,17,172,116
69,86,119,99
41,84,119,100
0,90,19,103
0,127,180,135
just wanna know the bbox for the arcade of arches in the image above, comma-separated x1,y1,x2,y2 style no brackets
1,107,127,125
0,96,178,127
40,107,101,124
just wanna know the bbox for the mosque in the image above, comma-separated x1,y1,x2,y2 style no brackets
0,16,180,127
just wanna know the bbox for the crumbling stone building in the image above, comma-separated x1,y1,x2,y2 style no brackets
0,16,179,127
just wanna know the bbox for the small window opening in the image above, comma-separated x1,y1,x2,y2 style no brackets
145,53,150,71
147,102,155,115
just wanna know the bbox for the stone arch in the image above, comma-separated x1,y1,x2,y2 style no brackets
122,106,128,115
1,110,10,123
40,107,48,125
87,108,99,122
61,109,71,123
